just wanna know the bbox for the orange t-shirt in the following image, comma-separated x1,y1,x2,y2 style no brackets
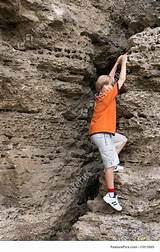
88,83,119,136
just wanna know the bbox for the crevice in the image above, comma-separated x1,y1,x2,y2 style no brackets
51,172,101,240
0,108,40,114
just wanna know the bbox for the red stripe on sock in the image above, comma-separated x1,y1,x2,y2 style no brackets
108,188,115,193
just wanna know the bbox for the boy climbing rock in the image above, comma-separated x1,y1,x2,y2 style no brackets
88,54,128,211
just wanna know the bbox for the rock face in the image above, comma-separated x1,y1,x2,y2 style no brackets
72,212,160,241
0,0,160,240
72,26,160,241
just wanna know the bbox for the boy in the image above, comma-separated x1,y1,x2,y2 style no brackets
88,54,128,211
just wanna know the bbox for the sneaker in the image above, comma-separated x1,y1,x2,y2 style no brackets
103,193,122,211
113,165,124,172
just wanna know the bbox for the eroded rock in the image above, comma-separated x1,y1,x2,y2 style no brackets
72,27,160,240
0,0,160,240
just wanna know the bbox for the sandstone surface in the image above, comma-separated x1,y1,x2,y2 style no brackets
0,0,159,240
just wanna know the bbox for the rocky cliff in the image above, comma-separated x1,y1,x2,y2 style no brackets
0,0,160,240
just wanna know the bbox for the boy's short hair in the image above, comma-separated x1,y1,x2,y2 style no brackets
95,75,112,92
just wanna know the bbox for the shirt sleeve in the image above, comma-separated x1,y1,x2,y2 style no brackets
101,83,118,107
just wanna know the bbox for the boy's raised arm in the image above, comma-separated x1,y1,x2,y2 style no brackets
108,61,118,80
109,55,123,80
118,54,127,89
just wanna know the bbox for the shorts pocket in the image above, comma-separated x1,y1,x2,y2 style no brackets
104,134,112,145
90,134,105,146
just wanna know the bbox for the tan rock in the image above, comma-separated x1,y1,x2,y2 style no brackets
0,0,159,240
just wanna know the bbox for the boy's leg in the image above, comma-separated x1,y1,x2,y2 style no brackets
112,133,128,154
102,136,122,211
103,166,122,211
116,142,126,154
90,133,122,211
104,167,114,189
112,133,127,172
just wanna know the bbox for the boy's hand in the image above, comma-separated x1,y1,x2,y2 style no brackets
116,55,123,64
117,54,128,64
121,53,128,63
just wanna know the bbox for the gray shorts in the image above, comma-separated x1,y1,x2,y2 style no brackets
90,132,127,169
